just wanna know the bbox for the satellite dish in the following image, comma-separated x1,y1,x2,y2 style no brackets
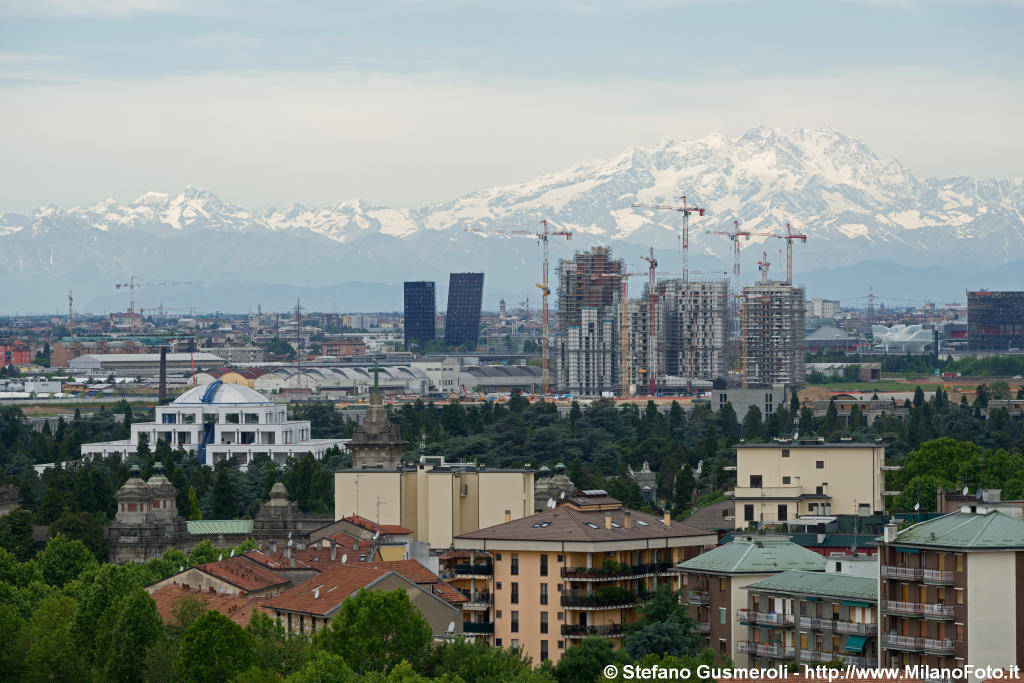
547,498,555,509
218,553,223,561
288,531,292,539
447,620,456,633
342,553,348,563
230,548,235,557
288,538,293,546
179,566,183,572
963,486,969,495
914,502,921,511
560,491,566,499
314,587,320,599
373,530,380,540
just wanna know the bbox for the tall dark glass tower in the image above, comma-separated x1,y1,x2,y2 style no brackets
445,273,484,347
403,281,436,350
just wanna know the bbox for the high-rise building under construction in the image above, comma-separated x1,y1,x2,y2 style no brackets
740,282,806,387
657,279,730,383
967,290,1024,350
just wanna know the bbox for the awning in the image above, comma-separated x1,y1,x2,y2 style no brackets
842,600,871,608
845,635,867,653
786,516,838,526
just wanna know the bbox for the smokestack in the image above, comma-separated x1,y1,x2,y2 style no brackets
605,512,612,529
624,510,632,529
504,509,511,523
664,510,671,527
158,346,167,404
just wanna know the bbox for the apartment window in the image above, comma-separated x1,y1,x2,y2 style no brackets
497,582,502,590
750,475,763,488
540,612,549,634
496,610,502,618
816,486,824,495
511,583,519,604
782,476,791,485
557,554,564,563
540,640,549,662
511,639,519,649
496,638,502,647
782,449,790,458
495,553,502,561
719,607,727,624
511,553,519,575
955,623,965,641
719,639,727,654
540,554,548,577
955,588,964,605
720,578,727,592
558,640,564,650
511,611,519,633
835,562,843,573
955,554,964,572
540,584,548,605
777,504,788,521
816,460,824,469
744,504,755,522
557,611,564,621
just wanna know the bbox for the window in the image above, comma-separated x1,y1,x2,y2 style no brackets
244,413,259,424
956,554,964,572
835,562,843,573
540,584,548,605
511,553,519,575
777,504,788,521
719,607,727,624
511,639,519,649
511,611,519,633
495,553,502,561
816,460,824,469
540,612,548,634
558,640,564,650
511,583,519,604
496,610,502,618
540,640,549,661
955,623,965,641
557,554,564,563
955,588,964,605
744,504,755,522
719,639,727,654
720,578,727,592
782,448,790,458
782,476,791,485
226,413,240,424
496,582,502,590
496,638,502,647
816,486,824,495
750,475,763,488
540,554,548,576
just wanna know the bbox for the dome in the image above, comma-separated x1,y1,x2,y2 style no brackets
173,382,273,406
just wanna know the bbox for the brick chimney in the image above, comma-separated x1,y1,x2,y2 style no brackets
504,509,511,523
664,510,671,527
624,510,632,529
605,512,612,529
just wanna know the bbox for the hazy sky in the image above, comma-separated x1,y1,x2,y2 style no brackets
1,0,1021,212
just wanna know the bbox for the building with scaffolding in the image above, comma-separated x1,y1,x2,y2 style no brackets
967,290,1024,351
657,279,730,385
741,282,806,387
555,247,623,331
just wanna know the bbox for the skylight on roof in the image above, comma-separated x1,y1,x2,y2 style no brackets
635,520,649,526
610,522,621,528
531,521,551,528
584,522,599,528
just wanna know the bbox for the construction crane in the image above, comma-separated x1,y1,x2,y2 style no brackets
775,222,807,284
640,248,659,396
464,220,572,394
67,291,73,337
115,276,200,334
757,251,771,284
632,196,705,282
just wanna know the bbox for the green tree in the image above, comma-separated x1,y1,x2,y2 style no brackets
313,588,432,674
105,588,165,682
553,636,623,683
913,386,925,407
285,651,358,683
673,465,695,515
188,539,222,566
17,595,88,683
742,405,763,441
136,431,152,460
178,610,256,683
36,533,98,587
0,604,25,679
421,637,553,682
0,508,36,561
49,508,107,562
211,465,238,519
247,610,309,676
623,584,699,659
188,485,203,520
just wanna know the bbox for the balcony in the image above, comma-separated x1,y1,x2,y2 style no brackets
883,634,924,651
800,649,833,663
922,569,954,585
561,589,651,610
688,590,711,605
924,638,955,655
882,600,923,616
454,563,493,577
462,621,494,634
737,609,795,627
561,562,674,581
696,622,711,634
738,641,796,658
561,623,626,639
923,603,955,620
882,566,922,580
462,592,492,610
799,617,877,634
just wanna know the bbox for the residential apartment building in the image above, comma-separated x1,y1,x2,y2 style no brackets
676,535,825,665
741,282,806,386
732,441,887,530
453,491,716,665
878,511,1024,671
553,307,619,395
657,279,730,383
741,569,878,669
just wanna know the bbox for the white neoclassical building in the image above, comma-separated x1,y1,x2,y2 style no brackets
81,381,348,469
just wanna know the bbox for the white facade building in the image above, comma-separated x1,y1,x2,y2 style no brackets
81,381,347,469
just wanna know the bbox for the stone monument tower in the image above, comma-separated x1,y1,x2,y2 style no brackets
347,364,407,469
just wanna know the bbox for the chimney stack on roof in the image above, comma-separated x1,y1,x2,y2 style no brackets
624,510,632,529
504,509,511,523
664,510,672,527
605,512,612,529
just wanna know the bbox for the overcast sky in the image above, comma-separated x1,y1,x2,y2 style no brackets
1,0,1021,212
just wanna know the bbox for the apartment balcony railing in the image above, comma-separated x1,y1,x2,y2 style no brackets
800,651,877,667
462,621,494,634
454,563,493,577
799,617,877,634
561,590,651,610
883,634,924,651
561,623,626,639
461,592,493,610
738,641,795,658
882,600,924,616
737,609,795,626
695,622,711,634
922,569,954,585
800,617,829,630
882,566,922,580
687,590,711,605
561,562,674,581
924,638,955,655
923,603,955,620
800,649,833,663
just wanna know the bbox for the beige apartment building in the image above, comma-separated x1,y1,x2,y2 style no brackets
334,457,534,549
733,440,887,529
453,491,717,665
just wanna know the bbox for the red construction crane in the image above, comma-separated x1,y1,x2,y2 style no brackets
775,222,808,284
632,196,705,282
464,220,572,394
639,248,660,396
114,275,200,334
713,220,751,278
757,251,771,284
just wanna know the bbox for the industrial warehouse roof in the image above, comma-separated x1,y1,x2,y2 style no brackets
888,510,1024,549
677,536,826,574
463,365,541,378
187,519,256,535
174,383,273,405
806,326,858,341
70,352,224,363
744,570,877,602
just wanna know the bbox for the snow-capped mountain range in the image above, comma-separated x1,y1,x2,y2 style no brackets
3,126,1023,313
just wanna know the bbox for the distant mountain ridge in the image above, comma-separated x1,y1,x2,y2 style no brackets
2,126,1022,313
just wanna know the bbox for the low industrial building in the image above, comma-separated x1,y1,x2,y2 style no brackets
69,352,225,377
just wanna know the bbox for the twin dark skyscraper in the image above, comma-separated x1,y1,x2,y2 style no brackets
404,273,484,350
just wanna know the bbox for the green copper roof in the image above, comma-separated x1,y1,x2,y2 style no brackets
891,510,1024,549
677,536,826,574
744,570,877,602
187,520,254,535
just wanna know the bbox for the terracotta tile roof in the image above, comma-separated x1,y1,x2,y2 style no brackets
242,549,315,570
455,506,714,543
263,565,391,617
196,556,291,593
358,560,467,604
342,514,413,535
151,584,267,627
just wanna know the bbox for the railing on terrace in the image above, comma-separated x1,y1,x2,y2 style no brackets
561,590,652,609
923,603,955,619
737,609,795,626
561,623,626,638
561,562,673,580
738,641,795,658
924,638,955,654
882,600,923,616
882,566,922,580
835,621,878,635
883,634,924,650
922,569,954,584
462,622,494,634
461,592,492,607
454,563,493,576
687,590,711,605
695,622,711,634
